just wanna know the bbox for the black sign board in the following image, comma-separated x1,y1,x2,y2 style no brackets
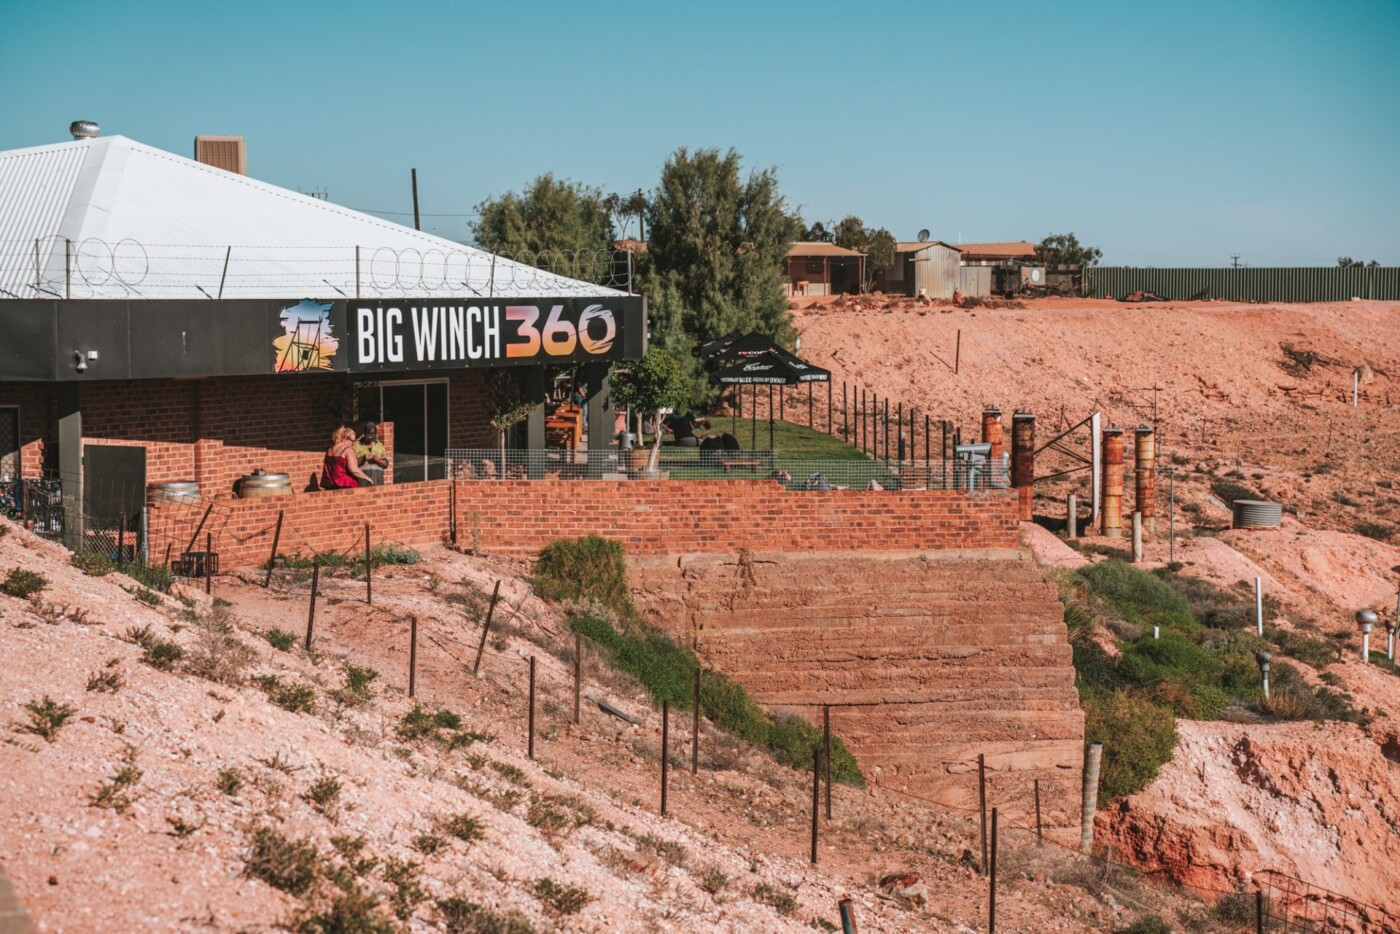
0,295,646,382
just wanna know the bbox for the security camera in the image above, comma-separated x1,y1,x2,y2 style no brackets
74,351,87,373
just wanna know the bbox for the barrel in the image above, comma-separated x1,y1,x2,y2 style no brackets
1232,499,1282,530
148,481,200,505
238,472,293,498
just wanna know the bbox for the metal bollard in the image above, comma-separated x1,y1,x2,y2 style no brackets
1132,511,1143,562
1067,493,1078,539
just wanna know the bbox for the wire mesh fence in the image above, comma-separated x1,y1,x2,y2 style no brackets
446,448,1005,491
0,237,633,300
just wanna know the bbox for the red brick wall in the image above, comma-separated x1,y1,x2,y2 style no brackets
450,369,495,449
0,383,55,478
146,479,1020,568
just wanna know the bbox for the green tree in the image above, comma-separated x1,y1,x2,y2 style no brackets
1035,233,1102,267
473,174,614,258
801,220,834,243
640,147,802,401
610,348,690,472
1337,256,1379,268
832,215,896,289
484,369,536,469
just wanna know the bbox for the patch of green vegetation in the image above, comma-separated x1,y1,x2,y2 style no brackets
132,587,163,607
23,695,76,741
1076,560,1198,636
283,543,422,577
71,551,116,576
1083,689,1177,804
439,813,486,844
396,703,489,748
141,639,185,672
1114,916,1173,934
262,628,297,652
530,877,591,916
90,747,142,812
1261,663,1371,724
305,775,343,812
252,675,317,714
245,826,320,895
1270,628,1337,669
1354,521,1394,543
124,561,172,594
569,613,864,785
1116,633,1230,719
530,535,634,619
748,881,798,916
436,897,536,934
1,567,47,598
329,664,379,706
217,769,243,796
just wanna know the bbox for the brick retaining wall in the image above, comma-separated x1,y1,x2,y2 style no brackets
147,479,1021,568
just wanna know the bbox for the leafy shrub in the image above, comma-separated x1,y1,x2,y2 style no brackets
569,614,864,785
1114,916,1173,934
245,825,320,895
1076,560,1197,635
185,606,256,685
1162,574,1262,630
749,881,797,916
132,587,162,607
435,898,536,934
531,535,634,619
262,628,297,651
1083,689,1177,803
439,813,485,844
305,775,343,812
252,675,317,714
2,567,47,598
23,695,75,741
71,551,116,576
217,769,243,796
142,640,185,671
330,664,379,706
1270,629,1337,668
1264,662,1370,724
530,877,591,915
380,857,427,921
124,561,172,593
699,866,729,896
1354,521,1394,542
1072,641,1124,696
90,747,142,811
1117,633,1229,718
85,667,123,693
412,833,446,856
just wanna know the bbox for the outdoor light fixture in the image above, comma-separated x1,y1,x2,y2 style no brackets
1255,651,1272,700
1356,610,1378,662
73,350,87,373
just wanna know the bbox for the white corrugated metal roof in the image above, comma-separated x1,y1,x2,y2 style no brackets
0,135,621,300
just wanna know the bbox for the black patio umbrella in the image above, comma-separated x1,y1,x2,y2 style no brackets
694,332,742,358
712,350,831,449
707,331,785,359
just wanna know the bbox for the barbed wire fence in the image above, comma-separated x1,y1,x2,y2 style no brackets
0,237,634,300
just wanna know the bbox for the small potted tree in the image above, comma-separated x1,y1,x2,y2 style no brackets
610,348,688,479
485,369,536,479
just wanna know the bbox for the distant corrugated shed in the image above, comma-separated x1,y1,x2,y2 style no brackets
1086,267,1400,302
954,241,1037,259
0,135,620,300
788,242,864,258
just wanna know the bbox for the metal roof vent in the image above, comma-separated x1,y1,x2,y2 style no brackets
70,120,100,139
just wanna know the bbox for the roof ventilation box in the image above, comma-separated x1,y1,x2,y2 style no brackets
194,135,247,175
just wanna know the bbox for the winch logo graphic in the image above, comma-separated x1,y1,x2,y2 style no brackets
743,361,773,371
273,299,339,372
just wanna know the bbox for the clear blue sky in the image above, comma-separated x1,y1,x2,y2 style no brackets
3,0,1397,266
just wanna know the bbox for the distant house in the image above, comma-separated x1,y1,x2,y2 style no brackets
786,242,864,296
954,241,1038,266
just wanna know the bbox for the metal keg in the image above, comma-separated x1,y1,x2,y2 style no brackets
148,480,201,505
1232,499,1282,529
238,471,293,498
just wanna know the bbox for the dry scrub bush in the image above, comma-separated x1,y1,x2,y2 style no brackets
23,695,75,741
244,825,320,895
184,605,256,685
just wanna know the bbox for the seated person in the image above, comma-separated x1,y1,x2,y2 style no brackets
664,412,708,447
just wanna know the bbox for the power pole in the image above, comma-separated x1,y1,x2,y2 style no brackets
411,169,421,231
1230,254,1241,268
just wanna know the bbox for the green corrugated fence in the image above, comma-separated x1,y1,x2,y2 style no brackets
1085,267,1400,302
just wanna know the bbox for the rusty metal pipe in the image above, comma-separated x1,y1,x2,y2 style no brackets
1134,426,1157,535
982,406,1003,484
1010,411,1035,520
1102,428,1125,538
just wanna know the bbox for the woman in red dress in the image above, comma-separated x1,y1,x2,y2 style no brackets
322,426,373,490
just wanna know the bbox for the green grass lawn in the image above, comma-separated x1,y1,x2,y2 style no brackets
634,418,914,487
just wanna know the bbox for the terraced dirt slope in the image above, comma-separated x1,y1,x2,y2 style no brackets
631,549,1084,828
